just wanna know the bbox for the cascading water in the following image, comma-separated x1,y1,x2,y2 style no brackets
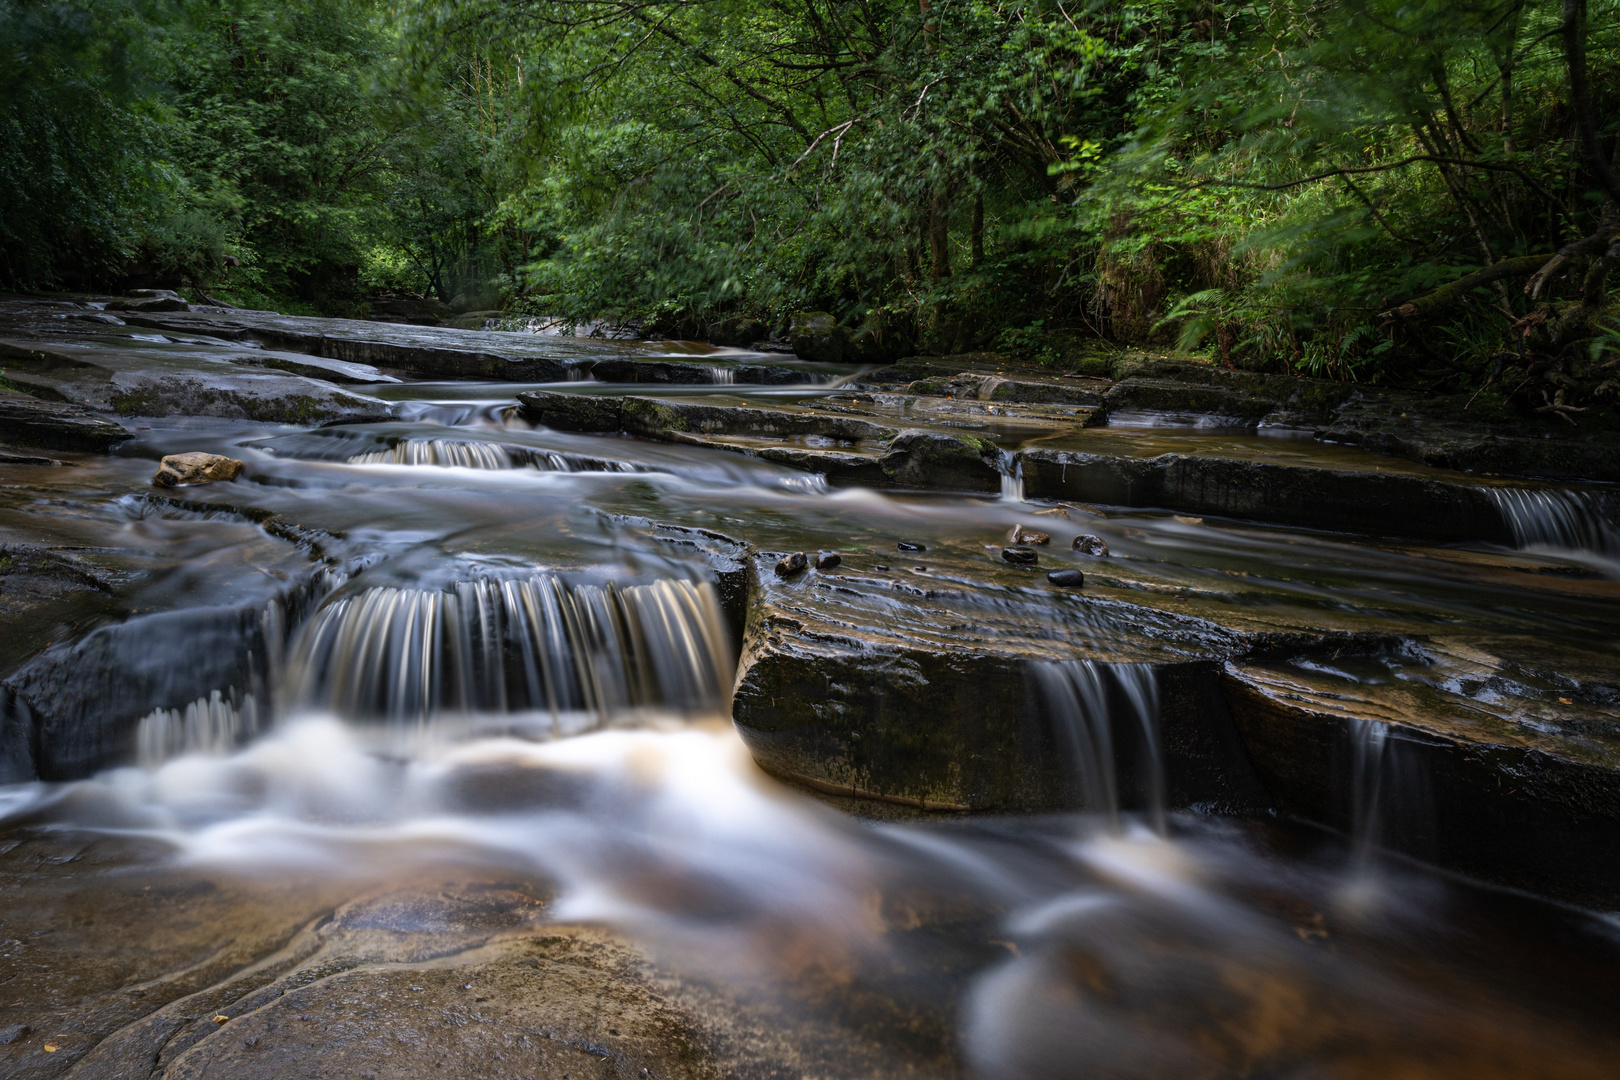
1489,487,1620,558
282,576,730,731
998,449,1025,502
135,689,261,766
347,437,646,473
1345,716,1432,874
1030,660,1163,832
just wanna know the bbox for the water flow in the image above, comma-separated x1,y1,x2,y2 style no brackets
1348,717,1388,871
349,438,515,469
1031,661,1163,832
1489,487,1620,557
283,576,730,732
135,690,261,766
998,449,1025,502
348,438,645,473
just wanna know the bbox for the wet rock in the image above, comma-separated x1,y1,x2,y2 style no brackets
896,540,926,552
1001,546,1038,565
1046,569,1085,587
0,1023,31,1044
1073,534,1110,557
589,358,812,385
106,292,190,313
815,552,841,570
1223,659,1620,907
707,316,767,346
790,311,849,363
775,552,808,577
878,429,1002,493
116,308,591,381
1020,449,1516,545
152,452,245,488
1009,524,1050,545
516,389,624,432
619,396,892,442
731,552,1268,813
0,393,127,452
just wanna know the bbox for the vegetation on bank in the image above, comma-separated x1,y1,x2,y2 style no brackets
4,1,1620,417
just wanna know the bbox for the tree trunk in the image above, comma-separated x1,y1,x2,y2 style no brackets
929,186,951,282
970,191,984,270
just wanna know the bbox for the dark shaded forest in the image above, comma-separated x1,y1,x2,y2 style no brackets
5,0,1620,416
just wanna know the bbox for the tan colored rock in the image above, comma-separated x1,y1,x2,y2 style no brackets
152,452,244,487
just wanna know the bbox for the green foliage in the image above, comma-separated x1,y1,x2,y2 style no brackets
7,0,1620,397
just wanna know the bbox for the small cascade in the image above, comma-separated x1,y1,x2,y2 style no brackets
1344,717,1432,871
350,439,514,469
999,450,1025,503
283,576,731,728
1488,487,1620,556
347,438,647,474
705,366,737,385
1348,717,1387,870
135,691,261,766
1031,661,1163,831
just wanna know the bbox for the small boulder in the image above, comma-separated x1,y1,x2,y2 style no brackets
152,452,244,488
897,540,926,551
775,552,808,577
879,429,1002,493
1072,534,1110,557
1002,546,1038,565
789,311,849,363
815,552,842,570
708,317,767,347
1009,524,1050,545
1047,569,1085,587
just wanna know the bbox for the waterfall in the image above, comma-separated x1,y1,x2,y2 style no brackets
999,450,1025,503
1348,717,1387,870
1344,717,1432,872
1030,661,1163,831
282,576,731,729
1488,487,1620,557
136,690,261,766
347,438,646,473
705,366,737,385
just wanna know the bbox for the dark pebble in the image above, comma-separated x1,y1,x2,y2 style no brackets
0,1024,31,1045
1072,534,1109,557
815,552,841,570
1047,569,1085,587
897,540,926,551
1002,546,1038,565
775,551,808,576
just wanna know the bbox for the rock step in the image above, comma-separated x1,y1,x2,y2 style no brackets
1018,448,1523,544
1224,660,1620,906
0,393,128,452
517,390,1008,492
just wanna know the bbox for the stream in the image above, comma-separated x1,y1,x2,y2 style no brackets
1,305,1619,1078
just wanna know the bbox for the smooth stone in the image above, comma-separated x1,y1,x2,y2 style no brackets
152,452,244,487
897,540,926,551
1009,524,1050,545
775,551,808,576
1073,534,1110,557
1047,569,1085,587
815,552,841,570
1001,546,1038,565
